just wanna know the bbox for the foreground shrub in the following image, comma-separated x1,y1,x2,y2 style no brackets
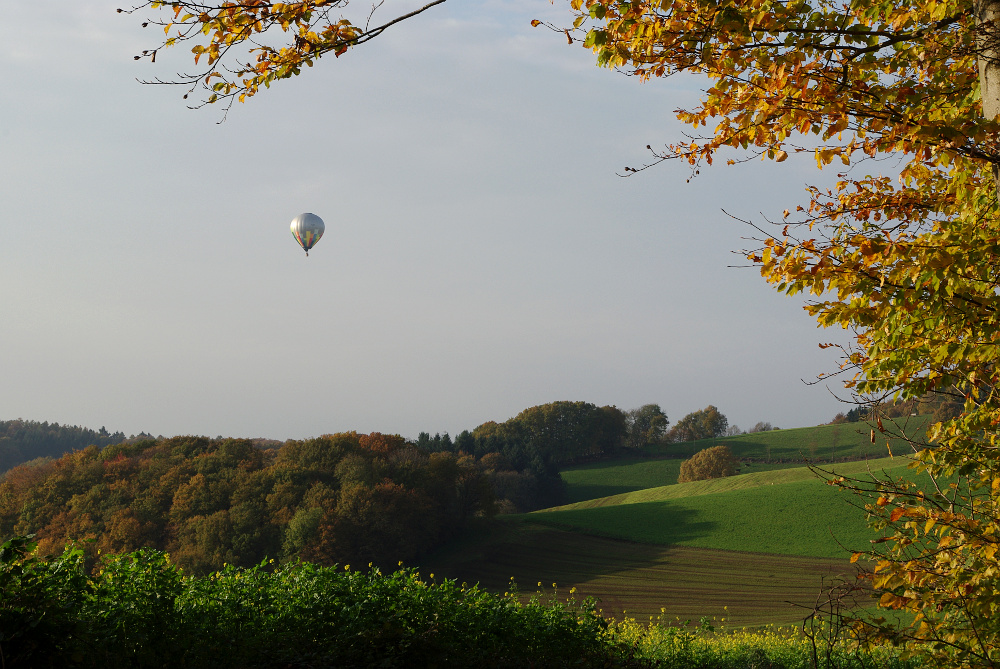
0,536,633,669
677,445,739,483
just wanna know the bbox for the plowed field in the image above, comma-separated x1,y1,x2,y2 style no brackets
421,522,861,626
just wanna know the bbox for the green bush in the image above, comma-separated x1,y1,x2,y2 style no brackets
678,445,739,483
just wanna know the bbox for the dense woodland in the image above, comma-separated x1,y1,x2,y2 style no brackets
0,401,658,573
0,433,497,574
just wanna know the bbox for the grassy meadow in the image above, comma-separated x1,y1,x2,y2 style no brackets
538,457,930,559
645,415,932,461
534,474,881,558
560,459,808,504
559,417,930,504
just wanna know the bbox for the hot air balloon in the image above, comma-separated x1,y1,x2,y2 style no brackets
290,213,325,256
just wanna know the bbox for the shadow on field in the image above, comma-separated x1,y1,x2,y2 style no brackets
422,520,684,591
420,519,862,626
536,500,717,546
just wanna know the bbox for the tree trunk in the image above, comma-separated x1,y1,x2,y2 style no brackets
978,0,1000,194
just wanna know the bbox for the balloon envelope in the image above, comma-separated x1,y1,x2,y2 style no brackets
290,213,325,256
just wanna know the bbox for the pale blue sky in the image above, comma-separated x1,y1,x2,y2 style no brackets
0,0,854,440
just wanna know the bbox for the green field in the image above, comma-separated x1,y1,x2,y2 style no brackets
560,459,807,504
644,415,933,461
560,418,931,504
556,457,912,510
419,520,858,626
537,457,914,557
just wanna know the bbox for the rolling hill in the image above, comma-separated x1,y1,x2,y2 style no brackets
421,452,928,625
560,459,807,504
534,457,913,558
559,416,930,504
645,415,931,461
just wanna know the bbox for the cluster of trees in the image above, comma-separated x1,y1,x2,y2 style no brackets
663,406,777,442
666,406,729,442
418,402,668,462
418,401,666,511
0,433,503,574
829,409,866,425
0,420,127,474
463,401,628,464
623,404,671,449
423,403,770,458
721,421,779,437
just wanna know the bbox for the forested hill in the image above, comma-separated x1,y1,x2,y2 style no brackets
0,419,127,473
0,432,567,574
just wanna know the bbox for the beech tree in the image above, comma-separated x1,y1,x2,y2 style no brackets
119,0,450,108
127,0,1000,662
576,0,1000,661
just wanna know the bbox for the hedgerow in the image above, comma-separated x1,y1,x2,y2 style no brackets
0,535,631,668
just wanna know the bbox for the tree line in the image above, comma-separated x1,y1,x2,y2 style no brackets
1,402,775,479
0,420,127,474
421,402,777,455
0,401,658,573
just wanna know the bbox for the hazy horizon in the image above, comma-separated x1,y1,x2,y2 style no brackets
0,0,855,441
